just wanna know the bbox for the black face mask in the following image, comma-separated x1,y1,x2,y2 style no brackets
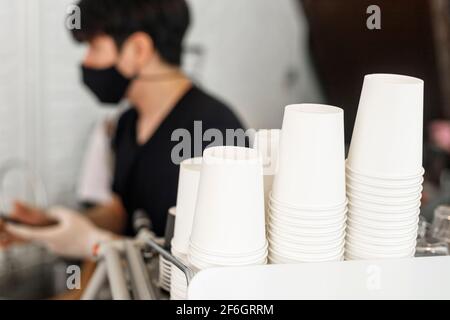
81,65,133,105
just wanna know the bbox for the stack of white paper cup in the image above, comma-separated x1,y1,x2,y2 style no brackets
253,129,281,222
170,158,202,300
188,146,268,270
345,74,424,260
268,104,347,263
170,247,190,300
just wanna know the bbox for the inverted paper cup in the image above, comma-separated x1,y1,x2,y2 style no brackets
269,210,347,228
347,207,420,222
269,248,344,263
347,199,421,213
269,199,348,219
172,158,203,254
346,173,424,191
346,233,417,247
346,182,423,199
347,190,421,205
268,228,346,245
268,221,346,237
190,146,266,255
347,216,419,230
272,104,346,207
346,165,425,182
347,74,424,177
269,237,345,254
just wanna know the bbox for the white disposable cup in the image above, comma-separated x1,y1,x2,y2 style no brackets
346,233,417,247
189,241,268,258
347,199,421,213
346,224,418,239
189,251,267,266
269,237,345,253
268,221,346,237
270,194,348,212
347,216,419,230
347,207,420,222
188,254,267,270
347,74,424,177
346,165,425,182
268,217,346,234
348,200,421,215
347,190,422,205
346,173,424,191
269,248,344,263
253,129,281,176
190,146,266,255
271,104,346,207
269,201,348,220
268,229,346,245
188,242,268,262
345,249,415,261
269,211,347,228
346,242,417,256
348,212,420,227
172,158,203,254
346,183,423,199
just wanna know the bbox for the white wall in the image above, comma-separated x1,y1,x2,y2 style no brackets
0,0,322,208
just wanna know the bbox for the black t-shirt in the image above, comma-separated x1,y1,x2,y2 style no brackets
112,86,245,237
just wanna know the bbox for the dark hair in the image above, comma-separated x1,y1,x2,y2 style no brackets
71,0,190,66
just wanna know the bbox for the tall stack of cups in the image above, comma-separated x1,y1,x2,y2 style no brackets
170,158,202,300
345,74,424,260
188,146,268,271
268,104,348,263
253,129,281,223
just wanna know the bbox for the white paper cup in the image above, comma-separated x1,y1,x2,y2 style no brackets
268,217,346,235
345,249,415,260
346,165,425,182
268,228,346,245
269,200,348,219
346,174,424,191
346,183,423,199
347,199,421,213
347,216,419,230
347,190,422,205
347,74,424,177
172,158,202,254
347,207,420,222
269,248,344,263
268,221,346,237
346,233,417,247
269,211,347,228
272,104,346,207
190,146,266,255
269,237,345,253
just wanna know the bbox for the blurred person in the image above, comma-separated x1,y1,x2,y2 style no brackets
0,0,243,259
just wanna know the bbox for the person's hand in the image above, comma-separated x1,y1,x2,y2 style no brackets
0,201,52,249
430,120,450,153
5,207,115,259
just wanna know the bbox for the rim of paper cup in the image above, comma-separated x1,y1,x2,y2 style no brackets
188,254,267,269
346,183,423,198
347,200,421,213
346,176,424,190
269,248,344,261
269,212,347,228
188,245,268,263
189,241,268,258
270,194,348,212
269,237,345,253
346,233,417,246
347,216,420,230
269,206,348,221
346,242,417,255
364,73,424,85
347,191,422,206
346,236,417,251
268,217,347,234
348,208,420,222
268,227,346,243
188,252,268,266
346,225,419,239
269,247,345,261
346,164,425,182
268,221,347,236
